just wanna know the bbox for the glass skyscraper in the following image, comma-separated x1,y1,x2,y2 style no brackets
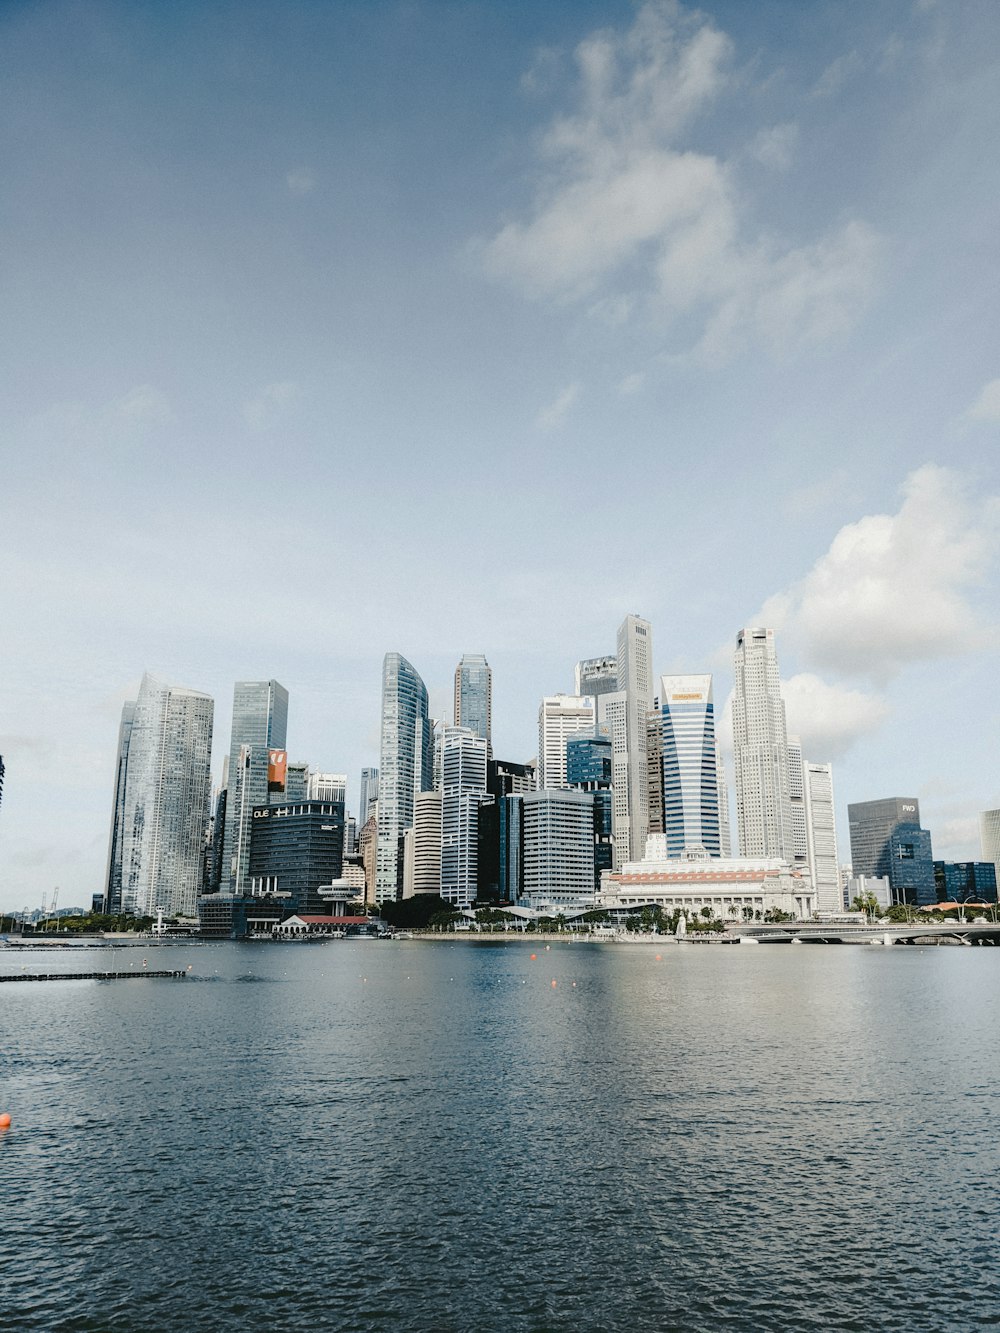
376,652,433,902
654,674,724,858
104,699,137,913
454,654,492,754
116,673,214,918
732,627,794,860
848,797,936,907
222,679,288,894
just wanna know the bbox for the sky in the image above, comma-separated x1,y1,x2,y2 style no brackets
1,0,999,912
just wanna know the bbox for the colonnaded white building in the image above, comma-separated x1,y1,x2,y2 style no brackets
598,835,815,920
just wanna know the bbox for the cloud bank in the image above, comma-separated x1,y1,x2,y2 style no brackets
480,1,879,362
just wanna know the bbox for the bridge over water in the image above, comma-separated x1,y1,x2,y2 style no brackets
728,922,1000,946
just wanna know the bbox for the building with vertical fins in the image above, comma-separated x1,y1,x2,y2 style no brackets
222,680,289,895
650,674,725,859
376,652,433,903
537,695,597,790
117,673,213,918
732,627,794,860
359,767,379,830
803,762,840,914
440,725,488,907
616,614,653,863
786,736,809,870
980,810,1000,889
454,655,492,756
103,700,137,912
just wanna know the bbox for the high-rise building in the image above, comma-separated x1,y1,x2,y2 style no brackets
0,753,5,815
980,810,1000,887
283,761,310,801
933,861,998,905
537,695,596,790
848,798,936,907
567,733,614,888
376,653,433,903
786,736,809,869
222,680,288,895
440,725,488,908
616,614,654,863
574,656,619,703
359,811,378,906
104,700,137,913
650,674,725,859
308,772,347,802
803,762,840,914
598,690,629,868
116,673,214,918
248,798,346,915
412,791,443,897
522,789,596,910
732,627,794,860
454,654,492,754
359,768,379,829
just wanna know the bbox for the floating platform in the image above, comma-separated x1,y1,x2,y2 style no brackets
0,970,188,983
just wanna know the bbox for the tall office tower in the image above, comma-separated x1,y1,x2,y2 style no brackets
598,690,629,867
717,751,732,858
574,655,619,703
440,725,488,907
646,711,663,836
786,737,809,868
848,798,936,907
567,733,614,888
981,810,1000,887
359,768,379,828
649,675,725,859
103,700,137,913
248,798,345,915
284,761,310,801
616,614,654,862
358,811,378,906
376,652,434,903
454,654,492,754
222,680,289,894
488,758,536,799
117,673,214,918
205,786,227,895
732,627,794,859
537,695,597,789
803,762,840,913
522,789,597,910
309,772,347,802
412,791,443,896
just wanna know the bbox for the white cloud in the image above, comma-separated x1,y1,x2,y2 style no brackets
243,380,300,431
750,122,799,172
781,673,889,761
479,2,878,362
965,376,1000,422
812,50,863,99
286,169,316,195
536,382,580,430
759,464,999,682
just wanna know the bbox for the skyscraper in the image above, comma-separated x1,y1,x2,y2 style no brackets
574,656,619,703
848,797,935,907
537,695,597,790
116,673,214,918
104,699,137,913
359,767,379,828
440,725,488,907
786,736,809,869
732,627,794,859
376,652,433,902
616,614,653,862
222,680,288,894
454,654,492,754
980,809,1000,888
651,674,725,859
803,762,840,914
522,789,596,910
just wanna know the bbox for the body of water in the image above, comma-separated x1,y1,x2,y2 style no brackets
2,938,998,1331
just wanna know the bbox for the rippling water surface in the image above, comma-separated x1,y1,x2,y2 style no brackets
2,939,999,1331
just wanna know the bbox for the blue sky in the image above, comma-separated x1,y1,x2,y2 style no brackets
2,0,998,911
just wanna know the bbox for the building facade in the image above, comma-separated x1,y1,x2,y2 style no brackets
248,799,346,915
652,674,725,859
732,627,794,860
376,652,434,903
521,789,596,911
616,614,654,863
104,699,137,913
454,654,492,754
440,726,488,907
980,810,1000,888
537,695,597,790
848,798,936,907
222,680,289,895
574,655,619,704
117,673,214,918
803,762,840,914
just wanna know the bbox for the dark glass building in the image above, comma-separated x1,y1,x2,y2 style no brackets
567,735,613,888
249,799,345,915
933,861,998,904
848,798,936,907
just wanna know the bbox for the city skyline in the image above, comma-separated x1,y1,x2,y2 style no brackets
1,0,999,910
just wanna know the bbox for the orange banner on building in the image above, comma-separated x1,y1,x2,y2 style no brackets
268,749,287,792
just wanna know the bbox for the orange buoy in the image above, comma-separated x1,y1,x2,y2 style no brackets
530,953,537,960
0,1113,11,1129
551,979,557,988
